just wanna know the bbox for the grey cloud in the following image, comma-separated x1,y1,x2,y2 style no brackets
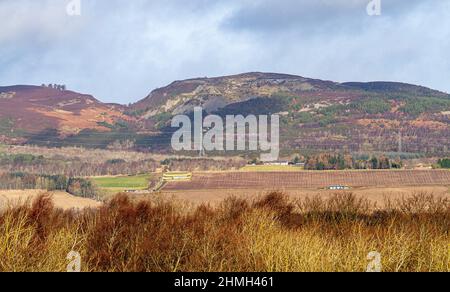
0,0,449,103
221,0,426,35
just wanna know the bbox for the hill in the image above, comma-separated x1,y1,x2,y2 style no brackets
129,72,450,155
131,73,449,116
1,73,449,155
0,85,130,144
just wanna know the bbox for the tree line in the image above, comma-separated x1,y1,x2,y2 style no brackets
0,154,159,177
41,84,67,91
163,158,246,171
304,153,402,170
0,172,98,199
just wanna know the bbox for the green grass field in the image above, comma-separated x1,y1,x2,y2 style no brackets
91,174,150,192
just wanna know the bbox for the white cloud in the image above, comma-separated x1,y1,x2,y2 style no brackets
0,0,84,43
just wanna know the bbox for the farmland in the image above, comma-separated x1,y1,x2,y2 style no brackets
163,170,450,191
0,161,449,272
240,165,304,172
91,174,151,194
160,186,450,207
0,146,448,272
0,190,101,210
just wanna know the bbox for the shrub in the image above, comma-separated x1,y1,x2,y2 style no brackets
0,192,448,272
66,178,97,199
350,98,391,114
438,158,450,169
400,97,450,116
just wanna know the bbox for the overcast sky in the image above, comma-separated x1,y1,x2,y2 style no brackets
0,0,449,104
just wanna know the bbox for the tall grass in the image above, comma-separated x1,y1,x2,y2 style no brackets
0,192,448,272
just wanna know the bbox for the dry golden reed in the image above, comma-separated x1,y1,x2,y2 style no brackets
0,192,448,272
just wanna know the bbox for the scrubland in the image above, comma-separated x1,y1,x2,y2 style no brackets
0,192,448,272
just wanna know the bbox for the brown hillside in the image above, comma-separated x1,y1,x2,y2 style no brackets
0,85,130,136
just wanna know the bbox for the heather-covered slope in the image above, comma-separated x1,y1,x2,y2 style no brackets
129,72,450,155
1,73,449,155
0,85,130,143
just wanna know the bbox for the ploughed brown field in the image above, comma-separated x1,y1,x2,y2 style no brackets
163,170,450,190
160,170,450,206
